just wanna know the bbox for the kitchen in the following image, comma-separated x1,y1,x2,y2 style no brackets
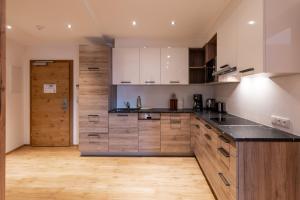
1,0,300,200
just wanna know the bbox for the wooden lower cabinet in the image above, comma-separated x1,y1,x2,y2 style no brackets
191,114,300,200
138,120,161,153
109,113,138,152
161,113,191,153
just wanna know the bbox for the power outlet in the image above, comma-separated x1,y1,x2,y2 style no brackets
271,115,291,129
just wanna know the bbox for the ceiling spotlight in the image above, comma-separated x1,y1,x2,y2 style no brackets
67,24,72,29
132,20,137,26
248,20,256,25
6,25,12,30
171,21,176,26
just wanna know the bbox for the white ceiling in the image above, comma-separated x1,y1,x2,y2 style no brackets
7,0,231,45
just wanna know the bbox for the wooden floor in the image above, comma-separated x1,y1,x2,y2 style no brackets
6,146,215,200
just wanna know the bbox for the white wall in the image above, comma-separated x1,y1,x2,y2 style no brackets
6,39,26,152
23,44,80,145
214,74,300,136
117,85,214,109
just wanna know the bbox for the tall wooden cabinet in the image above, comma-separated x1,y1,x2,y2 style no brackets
79,45,111,154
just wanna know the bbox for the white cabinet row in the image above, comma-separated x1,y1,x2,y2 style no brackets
113,48,189,85
217,0,300,80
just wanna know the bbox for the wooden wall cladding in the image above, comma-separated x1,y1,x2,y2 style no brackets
79,45,111,153
0,0,5,198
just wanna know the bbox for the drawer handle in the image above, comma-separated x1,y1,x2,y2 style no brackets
88,133,100,137
169,80,180,84
88,115,99,117
170,119,181,124
218,147,230,157
239,67,254,73
219,135,230,143
145,81,155,84
120,81,131,84
117,114,129,117
204,134,211,141
88,67,100,71
195,124,200,129
205,124,212,129
89,141,101,144
218,173,230,187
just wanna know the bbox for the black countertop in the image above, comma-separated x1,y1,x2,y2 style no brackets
194,111,300,142
108,108,300,142
109,108,194,113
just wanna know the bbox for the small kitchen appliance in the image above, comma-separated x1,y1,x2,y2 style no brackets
206,98,216,110
169,93,178,110
216,101,226,113
193,94,203,111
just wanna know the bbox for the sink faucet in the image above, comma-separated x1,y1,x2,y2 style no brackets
124,101,130,110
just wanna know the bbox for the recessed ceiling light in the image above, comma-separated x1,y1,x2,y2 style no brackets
132,20,137,26
67,24,72,29
6,25,12,30
248,20,256,25
171,21,176,26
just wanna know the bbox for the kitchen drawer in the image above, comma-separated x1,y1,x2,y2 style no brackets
161,113,190,120
109,128,138,152
79,113,108,133
79,132,108,152
109,113,138,128
79,62,109,71
161,135,191,153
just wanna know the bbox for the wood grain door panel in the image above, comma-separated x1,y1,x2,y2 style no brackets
30,61,72,147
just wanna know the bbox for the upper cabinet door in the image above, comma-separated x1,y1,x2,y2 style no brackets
113,48,140,85
161,48,189,85
140,48,161,84
265,0,300,73
217,8,238,71
237,0,264,76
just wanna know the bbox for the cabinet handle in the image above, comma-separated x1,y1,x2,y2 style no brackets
88,133,100,137
89,141,101,144
88,115,100,122
88,115,99,117
196,117,200,121
88,67,100,71
195,124,200,129
239,67,254,73
145,81,155,84
204,134,211,141
117,114,129,117
219,135,230,143
120,81,131,84
218,147,230,158
218,173,230,187
205,124,212,129
169,81,180,84
170,119,181,124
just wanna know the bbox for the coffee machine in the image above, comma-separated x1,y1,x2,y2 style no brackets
193,94,203,111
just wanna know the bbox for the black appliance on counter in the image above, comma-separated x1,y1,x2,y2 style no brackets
193,94,203,111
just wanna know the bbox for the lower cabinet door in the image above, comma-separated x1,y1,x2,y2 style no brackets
138,120,161,153
109,128,138,152
79,132,109,153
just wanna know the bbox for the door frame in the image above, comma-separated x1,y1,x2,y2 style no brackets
30,60,74,146
0,0,6,199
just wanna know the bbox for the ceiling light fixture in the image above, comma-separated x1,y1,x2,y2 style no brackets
248,20,256,25
67,24,72,29
6,25,12,30
132,20,137,26
171,20,176,26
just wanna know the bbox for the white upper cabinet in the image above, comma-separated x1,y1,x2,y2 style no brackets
113,48,140,85
265,0,300,73
140,48,161,84
161,48,189,85
217,8,238,71
237,0,264,76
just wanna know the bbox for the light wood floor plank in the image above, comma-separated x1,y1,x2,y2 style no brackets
6,146,215,200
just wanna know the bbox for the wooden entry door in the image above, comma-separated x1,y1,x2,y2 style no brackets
31,60,72,146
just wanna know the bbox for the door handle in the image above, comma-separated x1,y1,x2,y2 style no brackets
63,97,68,112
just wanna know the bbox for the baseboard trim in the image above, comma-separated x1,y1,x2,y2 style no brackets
6,145,26,155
